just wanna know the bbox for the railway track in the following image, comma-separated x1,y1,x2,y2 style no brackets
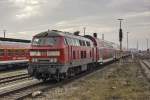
0,61,115,100
0,79,42,100
0,69,27,79
0,73,30,85
139,60,150,82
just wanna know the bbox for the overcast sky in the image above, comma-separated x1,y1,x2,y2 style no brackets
0,0,150,50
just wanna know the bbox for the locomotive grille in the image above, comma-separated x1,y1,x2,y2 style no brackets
39,59,49,63
32,58,58,63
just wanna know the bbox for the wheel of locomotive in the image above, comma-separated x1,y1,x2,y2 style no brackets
42,78,47,82
67,68,75,79
55,69,62,82
56,74,61,82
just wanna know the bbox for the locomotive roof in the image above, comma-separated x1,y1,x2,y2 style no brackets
0,37,31,43
34,30,76,37
34,30,91,41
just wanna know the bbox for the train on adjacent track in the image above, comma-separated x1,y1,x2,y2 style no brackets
28,30,130,81
0,37,31,70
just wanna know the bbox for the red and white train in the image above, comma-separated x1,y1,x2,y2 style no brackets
28,30,129,81
0,37,30,70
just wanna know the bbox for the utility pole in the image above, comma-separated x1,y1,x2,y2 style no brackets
118,19,124,51
137,40,139,50
127,32,129,50
83,27,86,36
146,38,149,50
102,34,104,40
3,30,6,38
117,19,124,64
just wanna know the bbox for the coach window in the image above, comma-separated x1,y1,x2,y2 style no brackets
89,42,91,46
23,50,26,55
73,51,76,59
81,51,83,59
73,39,76,46
83,41,86,46
90,51,92,57
79,40,82,46
20,50,24,55
81,40,83,46
76,39,80,46
75,39,78,46
66,38,69,45
66,38,72,45
17,50,21,56
69,38,73,46
70,38,73,46
74,39,77,46
0,49,4,56
75,39,79,46
72,38,76,46
25,50,29,55
71,38,75,46
19,50,23,55
72,39,75,46
86,41,88,46
84,51,86,58
86,41,90,46
8,50,14,56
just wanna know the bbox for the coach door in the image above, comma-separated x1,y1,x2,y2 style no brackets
92,48,96,62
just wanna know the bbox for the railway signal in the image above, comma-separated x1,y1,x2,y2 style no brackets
118,19,124,51
118,19,124,64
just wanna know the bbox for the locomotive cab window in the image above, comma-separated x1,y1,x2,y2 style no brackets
64,38,68,45
66,38,73,45
0,49,4,56
32,37,59,46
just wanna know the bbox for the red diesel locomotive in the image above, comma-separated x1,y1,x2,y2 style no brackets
28,30,117,81
0,37,31,70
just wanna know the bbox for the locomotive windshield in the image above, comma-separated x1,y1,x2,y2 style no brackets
32,37,59,46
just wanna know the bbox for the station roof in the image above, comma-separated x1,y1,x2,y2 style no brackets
0,37,31,43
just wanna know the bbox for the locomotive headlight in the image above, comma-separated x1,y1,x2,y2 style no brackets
50,58,53,63
53,58,57,63
32,58,38,62
47,51,60,56
49,58,57,63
